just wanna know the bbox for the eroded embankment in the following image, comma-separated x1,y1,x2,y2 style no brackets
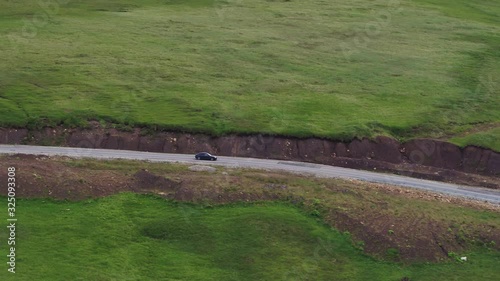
0,124,499,188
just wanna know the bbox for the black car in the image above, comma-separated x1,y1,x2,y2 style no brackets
195,152,217,161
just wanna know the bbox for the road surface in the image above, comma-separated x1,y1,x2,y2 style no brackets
1,145,499,205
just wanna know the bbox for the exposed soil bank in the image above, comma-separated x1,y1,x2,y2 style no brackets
1,124,499,188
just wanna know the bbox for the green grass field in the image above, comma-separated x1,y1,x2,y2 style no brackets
0,193,499,280
0,0,499,149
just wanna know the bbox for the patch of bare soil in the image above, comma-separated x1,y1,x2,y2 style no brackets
0,155,132,200
132,169,181,192
0,155,498,263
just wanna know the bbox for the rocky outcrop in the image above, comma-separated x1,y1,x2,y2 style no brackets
0,126,498,177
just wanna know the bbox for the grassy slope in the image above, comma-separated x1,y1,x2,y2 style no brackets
0,192,498,281
450,127,500,151
0,0,499,148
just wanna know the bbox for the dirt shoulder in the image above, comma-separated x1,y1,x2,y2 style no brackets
1,154,498,263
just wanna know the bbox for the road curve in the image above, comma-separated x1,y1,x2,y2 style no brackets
1,145,499,205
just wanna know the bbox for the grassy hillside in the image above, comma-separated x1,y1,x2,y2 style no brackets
0,0,499,148
0,193,499,280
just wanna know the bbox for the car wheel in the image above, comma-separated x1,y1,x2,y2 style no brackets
212,158,216,161
196,156,199,160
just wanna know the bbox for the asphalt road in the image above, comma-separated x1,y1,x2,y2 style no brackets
1,145,499,205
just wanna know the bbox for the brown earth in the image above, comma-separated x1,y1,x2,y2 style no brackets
0,124,499,188
0,154,498,263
